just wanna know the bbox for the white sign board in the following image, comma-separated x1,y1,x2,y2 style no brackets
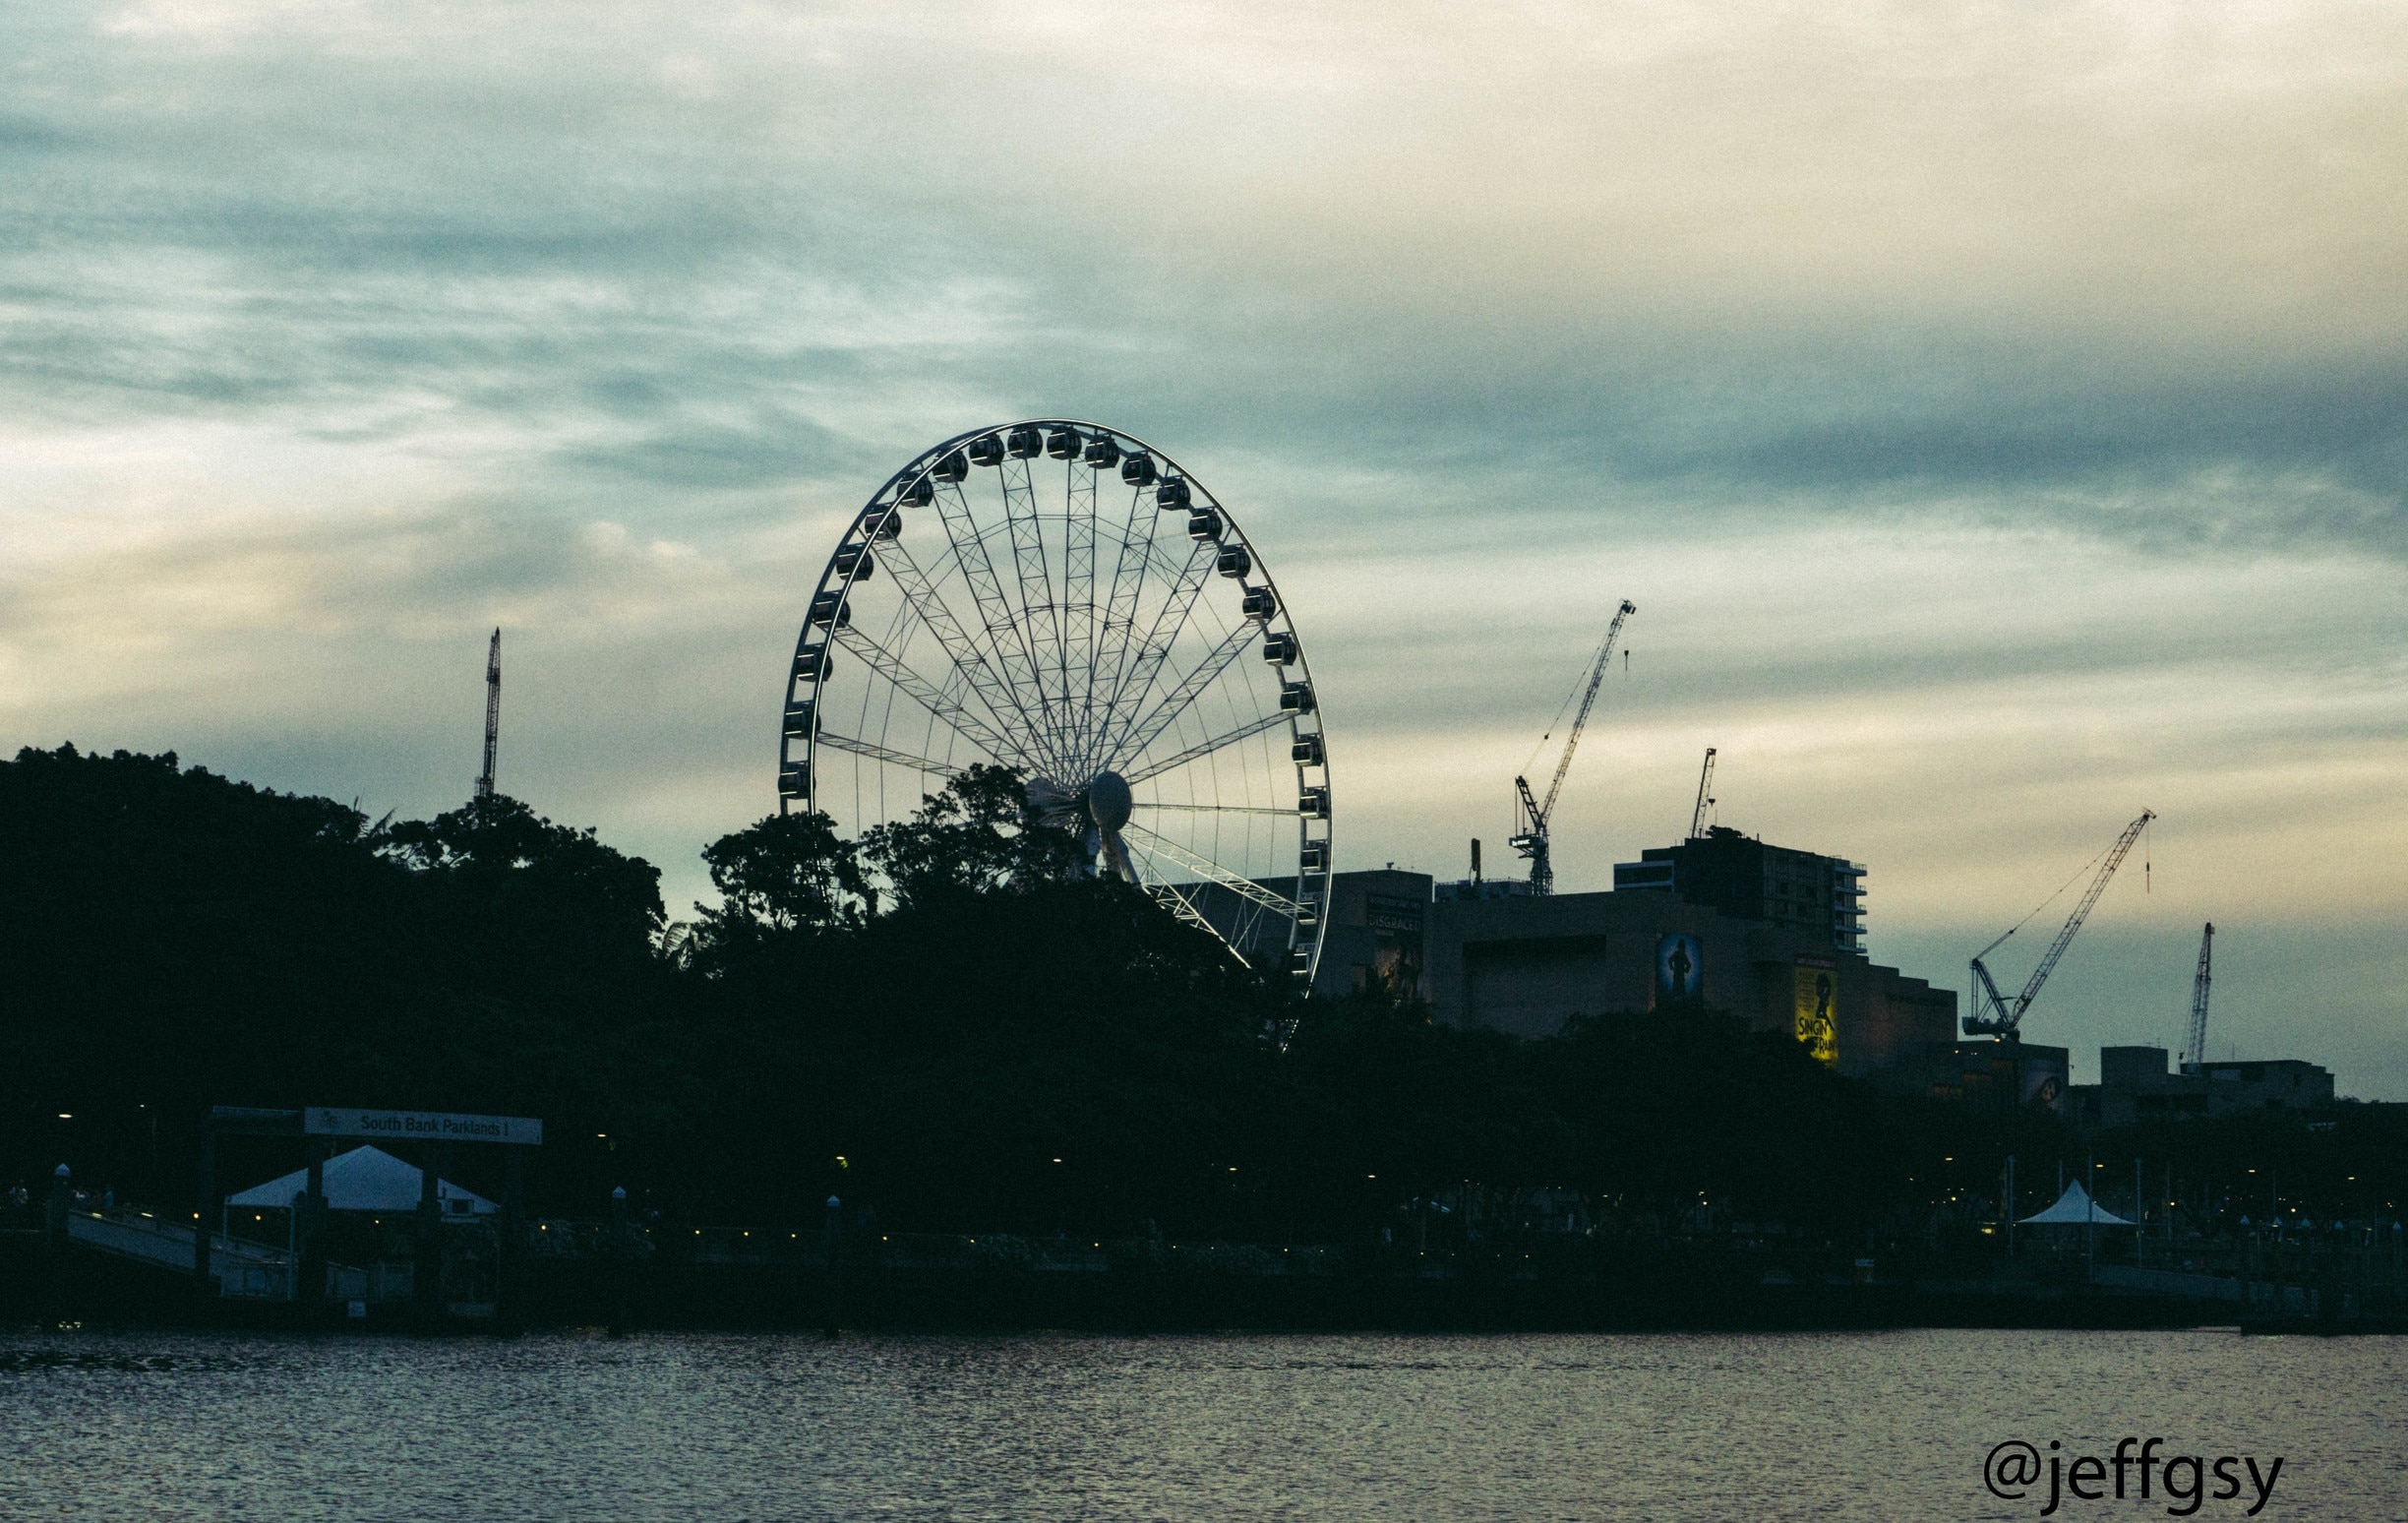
303,1108,543,1146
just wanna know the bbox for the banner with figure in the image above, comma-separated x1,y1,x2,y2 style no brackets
2019,1051,2068,1111
1654,933,1703,1007
1792,956,1838,1066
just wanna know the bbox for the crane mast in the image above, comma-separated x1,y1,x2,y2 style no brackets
1962,808,2154,1038
1509,599,1636,894
474,628,501,801
2182,921,2214,1071
1687,747,1716,839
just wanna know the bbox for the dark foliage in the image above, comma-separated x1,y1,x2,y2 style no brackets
0,746,679,1213
690,808,872,967
857,762,1085,909
9,744,2383,1244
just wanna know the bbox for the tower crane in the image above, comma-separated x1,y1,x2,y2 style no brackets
2181,921,2214,1072
1509,599,1636,894
1962,809,2154,1038
1687,747,1717,839
474,628,501,801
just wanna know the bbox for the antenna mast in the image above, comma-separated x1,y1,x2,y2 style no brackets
475,628,501,800
2182,921,2214,1072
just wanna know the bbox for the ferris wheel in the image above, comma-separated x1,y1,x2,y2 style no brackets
777,420,1333,988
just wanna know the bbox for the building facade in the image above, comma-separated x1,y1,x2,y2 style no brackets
1612,824,1865,954
1201,867,1435,1002
2067,1046,2336,1129
1420,886,1954,1079
1882,1038,2074,1111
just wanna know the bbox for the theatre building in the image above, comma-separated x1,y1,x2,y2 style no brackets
1421,826,1956,1081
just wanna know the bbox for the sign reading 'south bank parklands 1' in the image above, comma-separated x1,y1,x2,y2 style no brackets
304,1108,544,1146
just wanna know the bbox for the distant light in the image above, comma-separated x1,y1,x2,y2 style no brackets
56,1114,71,1120
1052,1158,1062,1164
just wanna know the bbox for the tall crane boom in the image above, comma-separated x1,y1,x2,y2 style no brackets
474,628,502,801
1962,808,2154,1038
2182,921,2214,1072
1509,599,1636,894
1687,747,1717,839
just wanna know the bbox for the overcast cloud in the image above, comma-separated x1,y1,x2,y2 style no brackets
5,0,2403,1092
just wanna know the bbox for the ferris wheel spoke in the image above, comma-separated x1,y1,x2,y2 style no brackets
1121,712,1291,787
1121,822,1299,918
873,533,1048,765
813,730,967,778
1139,877,1253,968
1092,540,1217,769
1062,457,1101,771
927,483,1064,769
997,457,1065,738
1133,800,1297,817
830,625,1027,770
1108,619,1261,774
1082,484,1166,769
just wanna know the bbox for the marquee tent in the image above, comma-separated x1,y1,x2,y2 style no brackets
225,1144,498,1216
2017,1181,2134,1227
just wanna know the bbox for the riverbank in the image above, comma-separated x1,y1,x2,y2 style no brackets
12,1221,2390,1336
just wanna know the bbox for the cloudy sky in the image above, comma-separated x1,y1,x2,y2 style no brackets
5,1,2403,1093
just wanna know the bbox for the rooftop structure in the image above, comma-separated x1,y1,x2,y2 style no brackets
2068,1045,2335,1129
1612,825,1866,955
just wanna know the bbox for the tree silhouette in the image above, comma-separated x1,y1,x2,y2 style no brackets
859,764,1084,908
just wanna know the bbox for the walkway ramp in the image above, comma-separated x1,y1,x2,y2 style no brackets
66,1210,294,1299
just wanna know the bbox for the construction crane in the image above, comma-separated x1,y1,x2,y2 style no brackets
1509,599,1636,894
474,628,501,801
1962,808,2155,1038
2181,922,2214,1072
1687,747,1717,839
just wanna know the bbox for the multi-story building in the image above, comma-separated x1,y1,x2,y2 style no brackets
1611,824,1865,954
1418,822,1947,1079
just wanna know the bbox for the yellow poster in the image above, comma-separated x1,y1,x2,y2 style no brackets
1793,958,1837,1066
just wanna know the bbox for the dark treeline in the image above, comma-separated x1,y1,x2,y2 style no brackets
4,745,2397,1243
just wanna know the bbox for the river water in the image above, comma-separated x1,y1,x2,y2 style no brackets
3,1328,2401,1520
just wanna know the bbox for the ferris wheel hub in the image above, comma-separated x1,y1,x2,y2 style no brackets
1084,770,1132,833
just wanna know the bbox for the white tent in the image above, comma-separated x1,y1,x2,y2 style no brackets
2017,1181,2134,1227
225,1144,497,1216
